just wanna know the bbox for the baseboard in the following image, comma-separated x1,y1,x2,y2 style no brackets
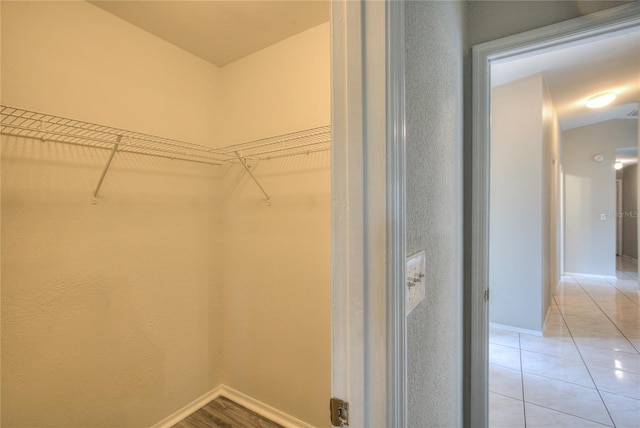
219,385,314,428
150,384,313,428
150,385,224,428
564,272,617,281
490,322,542,337
621,255,638,262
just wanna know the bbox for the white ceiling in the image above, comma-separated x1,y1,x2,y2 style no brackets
492,27,640,132
89,1,330,67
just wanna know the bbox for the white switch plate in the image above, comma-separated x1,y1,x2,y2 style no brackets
406,251,426,314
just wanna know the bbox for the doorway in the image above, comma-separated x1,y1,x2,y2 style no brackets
471,3,640,426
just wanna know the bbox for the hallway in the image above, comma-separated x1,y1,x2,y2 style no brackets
489,257,640,427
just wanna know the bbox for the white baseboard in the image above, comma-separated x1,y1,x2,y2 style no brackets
150,385,224,428
219,385,314,428
150,384,313,428
564,272,617,281
490,322,542,337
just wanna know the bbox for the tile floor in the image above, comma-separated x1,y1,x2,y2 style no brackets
489,257,640,427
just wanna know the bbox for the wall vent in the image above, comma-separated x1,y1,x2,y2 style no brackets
628,108,639,117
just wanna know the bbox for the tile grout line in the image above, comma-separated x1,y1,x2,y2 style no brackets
519,299,614,427
572,275,638,355
557,277,618,427
518,331,527,428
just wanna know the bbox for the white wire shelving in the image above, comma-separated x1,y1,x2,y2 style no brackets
0,105,331,205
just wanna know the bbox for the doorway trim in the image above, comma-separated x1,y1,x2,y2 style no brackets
470,3,640,426
331,0,406,426
617,178,624,256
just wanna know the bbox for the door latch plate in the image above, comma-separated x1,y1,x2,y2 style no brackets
330,397,349,426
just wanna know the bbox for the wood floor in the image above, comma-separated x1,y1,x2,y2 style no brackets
172,397,284,428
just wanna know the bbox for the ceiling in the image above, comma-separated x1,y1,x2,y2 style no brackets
89,1,330,67
492,27,640,132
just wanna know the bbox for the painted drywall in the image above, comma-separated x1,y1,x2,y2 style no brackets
219,154,331,427
562,120,638,276
218,22,331,145
622,164,638,259
489,74,559,332
217,23,331,427
405,1,465,426
1,2,223,427
0,1,220,146
545,80,563,297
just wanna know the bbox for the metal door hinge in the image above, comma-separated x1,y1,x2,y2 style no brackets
484,289,490,302
330,397,349,426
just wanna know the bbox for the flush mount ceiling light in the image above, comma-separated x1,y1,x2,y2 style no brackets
615,161,624,170
593,154,605,162
586,92,617,109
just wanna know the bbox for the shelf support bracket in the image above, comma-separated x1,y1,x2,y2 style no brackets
234,151,271,206
92,136,121,204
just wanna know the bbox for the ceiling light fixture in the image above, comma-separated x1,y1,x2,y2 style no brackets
615,162,623,170
586,92,616,109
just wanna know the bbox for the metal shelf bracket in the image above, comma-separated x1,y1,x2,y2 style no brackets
234,151,271,206
91,136,121,204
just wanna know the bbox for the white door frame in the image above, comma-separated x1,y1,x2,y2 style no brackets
617,178,624,256
331,0,407,426
470,3,640,426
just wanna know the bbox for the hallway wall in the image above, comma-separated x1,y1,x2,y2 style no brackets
562,120,637,276
489,74,560,333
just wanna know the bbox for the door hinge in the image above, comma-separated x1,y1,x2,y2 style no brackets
330,397,349,426
484,289,489,302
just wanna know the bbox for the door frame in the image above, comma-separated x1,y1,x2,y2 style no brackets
470,3,640,426
331,0,407,426
617,178,624,256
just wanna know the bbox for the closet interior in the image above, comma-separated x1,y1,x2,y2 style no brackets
0,1,331,427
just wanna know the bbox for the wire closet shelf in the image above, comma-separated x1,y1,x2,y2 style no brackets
0,105,331,205
0,105,331,164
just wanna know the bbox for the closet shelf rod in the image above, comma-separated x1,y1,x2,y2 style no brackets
92,137,120,204
234,151,271,206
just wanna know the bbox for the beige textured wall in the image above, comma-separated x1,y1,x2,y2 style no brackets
218,22,331,145
218,23,331,427
1,2,224,427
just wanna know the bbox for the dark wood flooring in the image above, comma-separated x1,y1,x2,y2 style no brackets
172,397,284,428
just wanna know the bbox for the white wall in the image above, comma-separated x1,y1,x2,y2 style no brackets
563,119,637,276
1,2,330,427
489,74,559,332
217,23,331,427
1,2,222,426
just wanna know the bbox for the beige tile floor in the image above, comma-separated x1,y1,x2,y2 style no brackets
489,257,640,427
